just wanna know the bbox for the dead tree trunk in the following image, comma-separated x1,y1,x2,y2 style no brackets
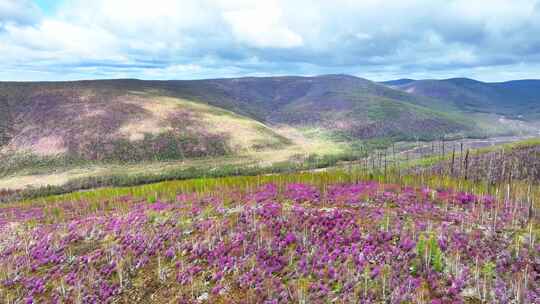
450,146,455,175
464,149,470,180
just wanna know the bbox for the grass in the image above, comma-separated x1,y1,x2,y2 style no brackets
407,137,540,169
10,159,540,212
4,136,540,203
0,124,351,191
476,137,540,152
1,151,364,203
155,96,292,152
2,137,539,302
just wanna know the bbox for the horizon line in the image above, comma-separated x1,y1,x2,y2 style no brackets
1,74,539,84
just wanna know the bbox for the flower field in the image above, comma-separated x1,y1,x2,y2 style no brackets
0,173,538,303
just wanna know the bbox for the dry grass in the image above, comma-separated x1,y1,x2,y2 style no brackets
0,170,100,189
253,126,347,165
31,135,67,156
116,97,178,141
155,96,289,152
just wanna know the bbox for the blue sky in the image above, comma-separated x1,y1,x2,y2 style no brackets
33,0,59,15
0,0,539,81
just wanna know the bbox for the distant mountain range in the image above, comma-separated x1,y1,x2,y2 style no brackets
0,75,539,164
381,77,540,119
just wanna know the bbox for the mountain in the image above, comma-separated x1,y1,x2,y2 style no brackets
0,81,290,163
2,74,540,191
2,74,537,169
380,79,416,86
171,74,474,138
383,78,540,119
0,75,479,163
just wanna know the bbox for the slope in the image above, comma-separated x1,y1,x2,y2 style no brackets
0,75,510,191
385,78,540,119
0,82,290,164
134,75,480,140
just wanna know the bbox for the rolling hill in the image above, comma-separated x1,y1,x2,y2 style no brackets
0,82,290,163
0,75,484,165
167,74,474,140
383,78,540,119
1,74,539,191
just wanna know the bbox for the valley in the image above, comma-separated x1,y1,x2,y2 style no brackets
1,75,539,194
1,141,539,303
2,1,539,302
1,75,539,303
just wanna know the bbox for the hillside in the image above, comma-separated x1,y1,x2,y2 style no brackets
384,78,540,119
1,75,538,191
0,76,483,163
419,139,540,184
0,82,290,164
158,75,476,139
1,170,538,303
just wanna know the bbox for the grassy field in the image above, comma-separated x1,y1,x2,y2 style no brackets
1,139,539,303
13,169,539,209
3,134,539,203
10,140,540,210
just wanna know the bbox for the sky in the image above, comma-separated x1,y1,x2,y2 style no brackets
0,0,539,82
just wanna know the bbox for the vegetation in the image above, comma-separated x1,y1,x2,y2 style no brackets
1,76,525,160
0,76,539,303
0,86,288,166
386,78,540,120
0,152,364,203
0,166,538,303
0,96,12,147
414,138,540,184
2,75,537,190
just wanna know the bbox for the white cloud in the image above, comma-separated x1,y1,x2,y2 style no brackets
0,0,41,27
0,0,539,81
223,2,303,48
2,20,120,59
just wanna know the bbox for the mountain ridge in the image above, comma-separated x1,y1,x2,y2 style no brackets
382,77,540,119
1,74,538,166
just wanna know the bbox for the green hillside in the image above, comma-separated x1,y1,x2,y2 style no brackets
0,83,291,173
385,78,540,119
1,75,535,191
0,75,486,163
134,75,483,140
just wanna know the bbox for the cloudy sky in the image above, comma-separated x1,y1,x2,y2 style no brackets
0,0,539,81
